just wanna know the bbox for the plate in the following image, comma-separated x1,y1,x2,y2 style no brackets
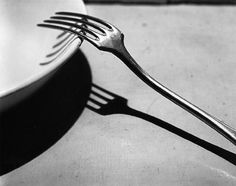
0,49,92,176
0,0,86,112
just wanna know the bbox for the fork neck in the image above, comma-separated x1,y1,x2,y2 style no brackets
110,36,151,81
112,37,236,146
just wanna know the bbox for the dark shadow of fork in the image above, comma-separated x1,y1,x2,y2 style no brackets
87,83,236,166
40,20,86,65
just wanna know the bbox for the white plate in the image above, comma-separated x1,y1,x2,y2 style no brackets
0,0,86,111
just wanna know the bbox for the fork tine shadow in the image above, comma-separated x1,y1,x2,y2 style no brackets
87,83,236,166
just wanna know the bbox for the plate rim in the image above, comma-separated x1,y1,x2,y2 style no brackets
0,0,87,102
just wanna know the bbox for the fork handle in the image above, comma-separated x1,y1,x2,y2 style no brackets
112,37,236,146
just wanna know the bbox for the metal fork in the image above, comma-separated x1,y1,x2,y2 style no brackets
41,23,83,65
38,12,236,146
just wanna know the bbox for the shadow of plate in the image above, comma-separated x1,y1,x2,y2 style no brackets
0,49,92,175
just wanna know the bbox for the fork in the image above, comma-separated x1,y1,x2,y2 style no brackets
38,12,236,146
41,24,83,65
87,84,236,165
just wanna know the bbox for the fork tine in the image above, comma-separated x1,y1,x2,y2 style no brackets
43,20,99,39
56,12,113,30
37,23,97,44
50,16,106,34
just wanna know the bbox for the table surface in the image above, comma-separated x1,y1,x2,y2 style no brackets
1,4,236,186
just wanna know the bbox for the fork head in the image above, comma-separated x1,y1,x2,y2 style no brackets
87,84,128,115
38,12,124,53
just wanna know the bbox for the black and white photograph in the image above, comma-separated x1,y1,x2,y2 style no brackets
0,0,236,185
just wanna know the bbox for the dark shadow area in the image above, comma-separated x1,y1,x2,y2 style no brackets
84,0,236,5
0,49,92,175
87,84,236,166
